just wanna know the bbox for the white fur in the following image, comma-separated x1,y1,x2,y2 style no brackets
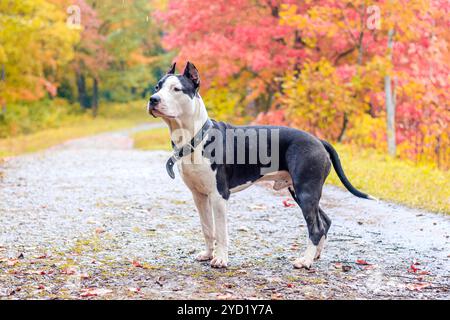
153,76,195,119
293,236,325,269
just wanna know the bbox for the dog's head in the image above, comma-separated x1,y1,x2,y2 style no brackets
147,61,200,119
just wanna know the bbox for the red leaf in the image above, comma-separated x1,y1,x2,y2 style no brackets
61,267,77,275
132,260,143,268
80,288,113,297
282,199,296,208
356,259,370,265
408,264,419,273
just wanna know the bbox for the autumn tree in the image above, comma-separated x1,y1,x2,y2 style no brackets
157,0,304,119
88,0,168,103
159,0,449,167
0,0,78,106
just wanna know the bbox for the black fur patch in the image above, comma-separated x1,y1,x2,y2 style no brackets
153,75,197,99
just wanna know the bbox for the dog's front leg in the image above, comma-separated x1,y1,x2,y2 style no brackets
210,194,228,268
192,191,214,261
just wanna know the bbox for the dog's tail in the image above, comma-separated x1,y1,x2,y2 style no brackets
321,140,377,200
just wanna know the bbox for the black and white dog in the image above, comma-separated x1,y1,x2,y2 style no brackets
147,62,373,269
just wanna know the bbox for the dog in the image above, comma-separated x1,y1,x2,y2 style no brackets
147,61,374,269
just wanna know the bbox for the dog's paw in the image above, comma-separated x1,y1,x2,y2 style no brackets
293,257,314,269
196,251,213,262
210,251,228,268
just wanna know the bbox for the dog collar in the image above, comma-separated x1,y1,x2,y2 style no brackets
166,119,213,179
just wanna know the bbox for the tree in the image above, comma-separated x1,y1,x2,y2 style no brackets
0,0,79,105
157,0,304,116
88,0,168,103
159,0,449,166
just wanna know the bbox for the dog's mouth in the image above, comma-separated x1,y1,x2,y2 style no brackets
149,108,176,119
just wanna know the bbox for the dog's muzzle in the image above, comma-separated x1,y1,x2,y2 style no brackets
147,95,161,117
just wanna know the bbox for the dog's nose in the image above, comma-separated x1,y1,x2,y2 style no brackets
149,95,161,107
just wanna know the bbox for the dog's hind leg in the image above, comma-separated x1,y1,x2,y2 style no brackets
192,191,214,261
289,187,330,261
210,193,229,268
289,178,329,269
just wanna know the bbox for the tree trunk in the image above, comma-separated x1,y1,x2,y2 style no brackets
1,64,6,114
92,77,99,117
337,113,348,142
385,29,396,156
76,71,90,109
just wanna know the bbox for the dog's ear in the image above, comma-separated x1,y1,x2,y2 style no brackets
167,62,176,75
183,61,200,89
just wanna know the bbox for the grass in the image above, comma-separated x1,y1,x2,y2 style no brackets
0,100,156,158
132,127,171,151
132,128,449,214
326,144,449,214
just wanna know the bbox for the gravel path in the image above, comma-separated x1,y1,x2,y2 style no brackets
0,124,449,299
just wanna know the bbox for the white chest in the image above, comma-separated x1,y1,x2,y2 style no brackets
178,156,217,195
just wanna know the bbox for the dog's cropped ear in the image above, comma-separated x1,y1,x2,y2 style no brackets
183,61,200,89
167,62,176,75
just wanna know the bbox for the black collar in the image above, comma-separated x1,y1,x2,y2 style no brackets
165,119,213,179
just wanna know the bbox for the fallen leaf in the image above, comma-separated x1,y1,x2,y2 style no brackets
356,259,370,265
80,288,113,297
237,226,249,232
28,270,46,275
282,199,296,208
132,260,143,268
342,265,352,272
249,204,267,210
17,253,24,259
8,287,21,295
128,287,141,293
363,264,377,270
80,273,90,279
36,254,47,259
61,267,77,275
7,259,19,267
156,276,165,286
406,282,431,291
37,285,45,290
95,227,105,234
287,283,294,288
408,264,419,273
271,292,283,300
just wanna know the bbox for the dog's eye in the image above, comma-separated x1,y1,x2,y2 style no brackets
154,85,159,91
173,87,182,92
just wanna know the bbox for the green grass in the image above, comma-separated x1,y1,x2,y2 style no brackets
133,128,449,214
0,100,155,158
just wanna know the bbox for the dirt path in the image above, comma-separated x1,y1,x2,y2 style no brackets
0,124,449,300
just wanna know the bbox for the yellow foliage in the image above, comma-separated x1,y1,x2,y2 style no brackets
326,144,450,214
280,58,367,140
